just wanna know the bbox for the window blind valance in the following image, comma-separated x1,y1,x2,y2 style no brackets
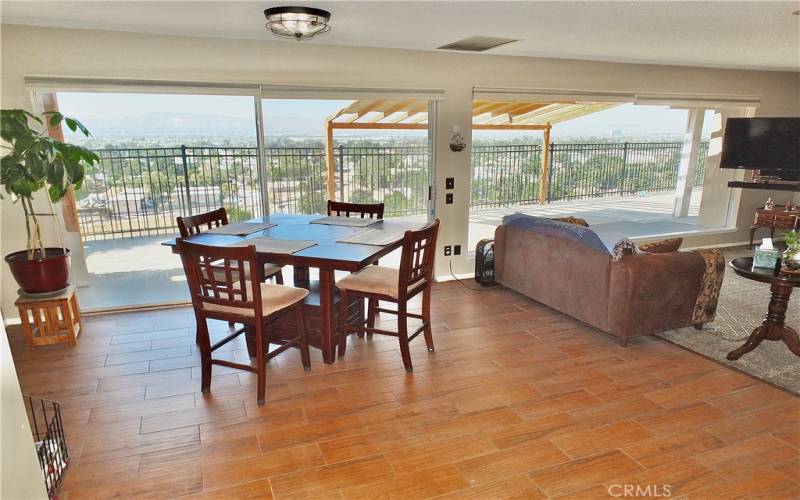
24,76,262,96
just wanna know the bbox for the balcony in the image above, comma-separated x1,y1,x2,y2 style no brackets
74,142,708,309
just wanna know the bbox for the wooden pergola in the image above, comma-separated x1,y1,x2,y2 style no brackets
325,99,619,204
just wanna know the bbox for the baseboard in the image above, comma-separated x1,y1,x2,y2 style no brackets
436,272,474,283
682,239,783,251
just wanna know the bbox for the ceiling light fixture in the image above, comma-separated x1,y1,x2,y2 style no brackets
264,6,331,41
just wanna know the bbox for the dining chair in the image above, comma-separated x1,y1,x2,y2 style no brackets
336,219,440,372
177,207,284,284
327,200,384,219
177,239,310,405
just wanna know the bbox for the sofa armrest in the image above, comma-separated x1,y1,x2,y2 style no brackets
608,250,715,339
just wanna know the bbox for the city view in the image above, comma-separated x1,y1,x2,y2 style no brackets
57,94,709,241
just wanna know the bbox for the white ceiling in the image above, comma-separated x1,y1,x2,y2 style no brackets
2,1,799,71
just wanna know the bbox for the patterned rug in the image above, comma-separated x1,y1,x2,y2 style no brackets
657,246,800,396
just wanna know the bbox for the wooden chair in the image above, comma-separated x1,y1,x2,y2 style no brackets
327,200,384,219
177,208,283,284
177,239,310,405
336,219,440,372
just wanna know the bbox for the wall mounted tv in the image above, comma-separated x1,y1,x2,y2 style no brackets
720,118,800,178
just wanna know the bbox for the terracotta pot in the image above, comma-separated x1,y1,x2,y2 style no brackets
5,248,71,294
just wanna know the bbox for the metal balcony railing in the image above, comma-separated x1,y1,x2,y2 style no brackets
470,141,709,208
76,142,708,240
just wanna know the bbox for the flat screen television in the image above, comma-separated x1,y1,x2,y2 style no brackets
720,118,800,180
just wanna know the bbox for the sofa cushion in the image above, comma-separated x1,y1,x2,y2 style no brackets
551,216,590,227
639,237,683,254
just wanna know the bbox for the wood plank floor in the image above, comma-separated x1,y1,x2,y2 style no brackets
9,282,799,499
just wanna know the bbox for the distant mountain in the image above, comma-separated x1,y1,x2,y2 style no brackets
65,111,327,137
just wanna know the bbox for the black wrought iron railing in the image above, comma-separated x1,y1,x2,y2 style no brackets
76,142,708,240
471,141,709,207
336,145,430,218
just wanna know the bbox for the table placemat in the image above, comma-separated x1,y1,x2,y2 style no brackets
337,228,406,246
310,216,381,227
228,237,317,254
205,221,277,236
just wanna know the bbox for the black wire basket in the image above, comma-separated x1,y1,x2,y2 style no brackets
24,395,69,499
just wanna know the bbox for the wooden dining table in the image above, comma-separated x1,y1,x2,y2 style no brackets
164,213,426,364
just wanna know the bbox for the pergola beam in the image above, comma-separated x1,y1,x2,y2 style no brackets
539,124,552,204
472,124,551,130
330,122,428,130
325,120,336,201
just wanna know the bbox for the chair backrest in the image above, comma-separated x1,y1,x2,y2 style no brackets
327,200,384,219
398,219,440,298
177,238,262,321
177,207,229,238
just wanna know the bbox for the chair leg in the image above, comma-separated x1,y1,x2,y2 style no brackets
338,290,349,359
365,298,377,340
397,302,413,373
256,323,267,406
196,317,213,393
422,287,434,352
296,304,311,371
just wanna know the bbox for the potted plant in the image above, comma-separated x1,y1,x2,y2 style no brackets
1,109,98,294
783,229,800,271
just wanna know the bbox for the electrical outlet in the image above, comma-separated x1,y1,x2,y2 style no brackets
445,177,455,189
446,193,454,204
444,245,452,256
454,244,461,255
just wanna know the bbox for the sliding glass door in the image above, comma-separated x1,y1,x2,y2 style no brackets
260,98,434,222
55,91,260,309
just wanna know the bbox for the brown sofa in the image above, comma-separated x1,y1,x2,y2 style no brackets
494,216,724,346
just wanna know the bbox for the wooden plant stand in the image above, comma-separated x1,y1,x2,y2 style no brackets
15,285,82,347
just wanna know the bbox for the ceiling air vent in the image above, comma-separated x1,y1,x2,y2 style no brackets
437,36,519,52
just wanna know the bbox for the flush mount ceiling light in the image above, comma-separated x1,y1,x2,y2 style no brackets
264,6,331,40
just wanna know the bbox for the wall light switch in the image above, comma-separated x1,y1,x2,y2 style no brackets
454,245,461,255
446,193,454,204
445,177,455,189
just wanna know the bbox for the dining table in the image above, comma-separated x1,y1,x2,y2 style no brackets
163,213,426,364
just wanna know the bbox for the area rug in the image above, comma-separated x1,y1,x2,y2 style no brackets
656,246,800,396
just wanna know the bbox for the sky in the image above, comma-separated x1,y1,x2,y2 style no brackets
56,92,709,139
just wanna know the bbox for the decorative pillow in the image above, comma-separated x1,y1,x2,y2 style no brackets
638,237,683,254
692,248,725,324
611,239,641,261
552,216,589,227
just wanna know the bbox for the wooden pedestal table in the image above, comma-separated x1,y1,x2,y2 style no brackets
727,257,800,360
15,284,82,347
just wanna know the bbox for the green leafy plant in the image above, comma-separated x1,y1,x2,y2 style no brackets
1,109,99,259
785,229,799,248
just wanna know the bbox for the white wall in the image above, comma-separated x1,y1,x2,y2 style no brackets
0,317,49,499
1,24,799,317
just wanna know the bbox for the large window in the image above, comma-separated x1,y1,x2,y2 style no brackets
57,91,259,309
55,91,435,308
468,102,717,250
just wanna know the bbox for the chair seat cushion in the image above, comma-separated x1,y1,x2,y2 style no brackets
204,282,307,318
336,266,425,299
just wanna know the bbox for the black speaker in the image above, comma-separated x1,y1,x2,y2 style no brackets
474,239,495,286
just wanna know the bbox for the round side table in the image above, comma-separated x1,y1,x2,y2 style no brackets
727,257,800,360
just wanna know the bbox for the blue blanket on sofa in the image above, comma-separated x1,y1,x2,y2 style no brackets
502,213,626,255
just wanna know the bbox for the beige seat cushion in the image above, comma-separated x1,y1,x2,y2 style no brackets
203,282,307,318
211,263,282,282
336,265,426,299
